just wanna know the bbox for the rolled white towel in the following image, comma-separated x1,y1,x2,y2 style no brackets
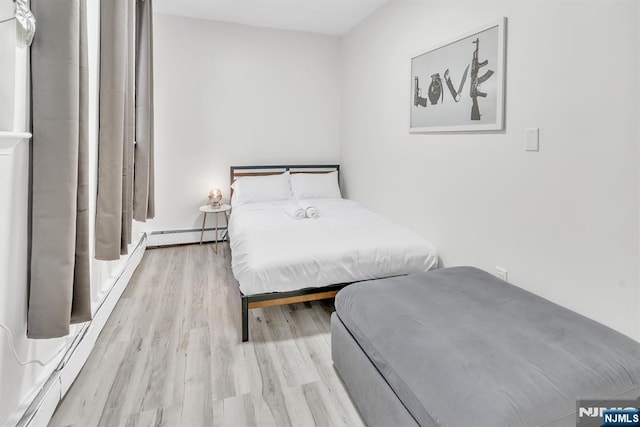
285,202,305,220
299,201,320,219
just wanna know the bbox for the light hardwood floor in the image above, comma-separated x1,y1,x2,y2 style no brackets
49,244,364,427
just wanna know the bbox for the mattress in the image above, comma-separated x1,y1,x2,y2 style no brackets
228,199,438,295
334,266,640,426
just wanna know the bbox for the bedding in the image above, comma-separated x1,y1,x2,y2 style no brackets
228,198,438,295
290,170,341,199
334,267,640,426
230,171,292,206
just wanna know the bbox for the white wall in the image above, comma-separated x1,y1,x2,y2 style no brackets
340,0,640,339
0,1,145,425
144,14,341,232
0,1,14,132
0,0,27,132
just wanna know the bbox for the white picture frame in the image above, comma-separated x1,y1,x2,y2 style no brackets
409,17,507,133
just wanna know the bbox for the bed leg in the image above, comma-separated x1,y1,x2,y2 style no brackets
241,296,249,342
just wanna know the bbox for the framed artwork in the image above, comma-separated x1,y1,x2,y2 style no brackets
409,17,507,133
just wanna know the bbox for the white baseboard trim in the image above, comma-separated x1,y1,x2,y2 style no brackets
147,227,227,247
16,233,148,427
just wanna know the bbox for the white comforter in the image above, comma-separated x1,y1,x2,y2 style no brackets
228,199,438,295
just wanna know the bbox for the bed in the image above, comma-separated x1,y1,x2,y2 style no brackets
228,165,438,341
332,267,640,426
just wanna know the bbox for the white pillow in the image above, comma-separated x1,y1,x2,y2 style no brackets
290,171,342,200
231,171,292,206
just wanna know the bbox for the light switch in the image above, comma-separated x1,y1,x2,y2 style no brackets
526,128,539,152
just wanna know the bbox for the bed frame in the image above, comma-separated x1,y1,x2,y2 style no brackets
229,164,345,342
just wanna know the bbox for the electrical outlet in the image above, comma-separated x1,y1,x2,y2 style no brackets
496,267,508,282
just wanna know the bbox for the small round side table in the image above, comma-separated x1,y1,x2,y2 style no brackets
199,204,231,253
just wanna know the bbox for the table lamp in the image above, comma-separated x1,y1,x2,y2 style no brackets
208,188,222,208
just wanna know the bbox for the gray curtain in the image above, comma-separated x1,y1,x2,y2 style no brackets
28,0,92,338
134,0,155,221
95,0,135,260
96,0,154,260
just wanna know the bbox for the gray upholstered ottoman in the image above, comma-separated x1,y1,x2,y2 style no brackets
332,267,640,426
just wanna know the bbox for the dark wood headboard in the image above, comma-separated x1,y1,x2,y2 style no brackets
229,164,340,196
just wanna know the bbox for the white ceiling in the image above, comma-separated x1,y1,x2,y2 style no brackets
153,0,391,35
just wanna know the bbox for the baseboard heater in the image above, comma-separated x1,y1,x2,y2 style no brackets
147,227,228,248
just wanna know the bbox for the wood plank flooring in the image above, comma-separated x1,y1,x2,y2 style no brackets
49,244,364,427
